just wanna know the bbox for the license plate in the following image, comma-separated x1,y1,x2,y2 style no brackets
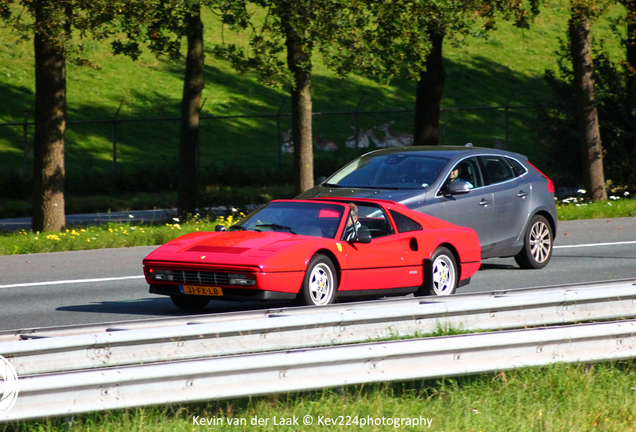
180,285,224,296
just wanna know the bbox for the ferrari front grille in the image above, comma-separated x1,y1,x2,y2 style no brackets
173,270,231,285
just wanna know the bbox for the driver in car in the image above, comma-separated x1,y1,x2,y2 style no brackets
343,203,362,241
447,165,474,189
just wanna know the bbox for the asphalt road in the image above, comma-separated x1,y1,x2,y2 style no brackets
1,217,635,332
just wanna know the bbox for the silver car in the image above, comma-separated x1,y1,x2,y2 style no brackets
298,146,557,269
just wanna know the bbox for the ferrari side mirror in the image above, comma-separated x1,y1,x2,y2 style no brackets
353,228,372,244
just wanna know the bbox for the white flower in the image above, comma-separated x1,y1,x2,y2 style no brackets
625,191,630,196
129,214,134,218
577,189,586,194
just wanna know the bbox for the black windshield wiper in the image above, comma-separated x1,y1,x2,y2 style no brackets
229,225,261,232
255,224,296,234
322,183,342,188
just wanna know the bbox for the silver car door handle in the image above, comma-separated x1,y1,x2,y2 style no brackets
518,190,529,198
479,199,491,206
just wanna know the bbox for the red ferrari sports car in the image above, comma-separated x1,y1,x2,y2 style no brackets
143,198,481,310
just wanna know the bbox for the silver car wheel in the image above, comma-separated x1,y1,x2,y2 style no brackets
432,252,456,296
309,263,334,305
514,214,554,269
529,220,551,264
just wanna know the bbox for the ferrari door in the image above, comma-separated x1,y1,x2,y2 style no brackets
338,204,422,291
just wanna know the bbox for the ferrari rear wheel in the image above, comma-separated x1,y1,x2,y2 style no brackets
170,295,210,311
429,247,458,296
300,254,337,306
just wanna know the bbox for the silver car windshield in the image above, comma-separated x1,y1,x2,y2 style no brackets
326,154,448,189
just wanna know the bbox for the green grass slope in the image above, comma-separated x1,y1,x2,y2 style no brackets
0,0,627,214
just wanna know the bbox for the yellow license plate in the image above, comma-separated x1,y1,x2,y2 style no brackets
181,285,224,296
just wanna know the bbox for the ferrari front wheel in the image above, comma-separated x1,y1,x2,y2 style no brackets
170,295,210,311
300,254,337,306
429,247,458,296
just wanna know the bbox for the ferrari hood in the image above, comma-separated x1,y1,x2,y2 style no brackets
144,230,309,269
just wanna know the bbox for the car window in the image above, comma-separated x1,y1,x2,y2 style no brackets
389,210,423,233
235,201,344,239
480,156,516,185
443,157,483,189
326,154,448,189
342,203,394,240
507,157,528,176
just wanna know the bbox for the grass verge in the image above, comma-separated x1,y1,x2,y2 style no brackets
0,215,240,255
10,360,636,431
557,197,636,221
0,196,634,255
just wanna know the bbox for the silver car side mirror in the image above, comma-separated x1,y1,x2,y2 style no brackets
444,181,471,195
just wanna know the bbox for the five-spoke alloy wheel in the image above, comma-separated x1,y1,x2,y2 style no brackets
514,215,553,269
429,247,458,296
301,254,337,306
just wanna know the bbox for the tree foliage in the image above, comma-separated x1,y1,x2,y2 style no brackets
212,0,366,87
540,40,636,188
331,0,541,81
213,0,371,193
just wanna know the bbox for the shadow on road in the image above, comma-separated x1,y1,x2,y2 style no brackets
478,263,519,271
56,297,294,316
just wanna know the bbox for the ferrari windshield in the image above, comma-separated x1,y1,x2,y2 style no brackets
326,153,448,189
232,201,345,239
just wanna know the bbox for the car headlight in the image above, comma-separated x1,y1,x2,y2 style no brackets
148,269,174,281
228,273,256,286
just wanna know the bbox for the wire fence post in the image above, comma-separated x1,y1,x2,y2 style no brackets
353,96,364,157
112,101,124,185
276,97,287,168
22,120,28,182
197,98,207,171
504,101,510,148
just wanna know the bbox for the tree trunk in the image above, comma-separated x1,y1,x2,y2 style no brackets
177,8,204,219
286,28,314,195
569,6,607,201
32,1,66,232
413,30,445,147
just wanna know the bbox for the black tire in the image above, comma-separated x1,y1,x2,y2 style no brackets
514,215,553,269
418,246,458,296
300,254,337,306
170,295,210,311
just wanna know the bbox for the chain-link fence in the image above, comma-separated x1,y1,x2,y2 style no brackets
0,103,543,197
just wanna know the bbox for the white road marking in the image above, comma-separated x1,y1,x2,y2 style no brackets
554,240,636,249
0,275,145,289
1,240,635,289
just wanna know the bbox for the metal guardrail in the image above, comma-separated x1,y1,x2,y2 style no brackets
2,280,636,377
3,319,636,422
